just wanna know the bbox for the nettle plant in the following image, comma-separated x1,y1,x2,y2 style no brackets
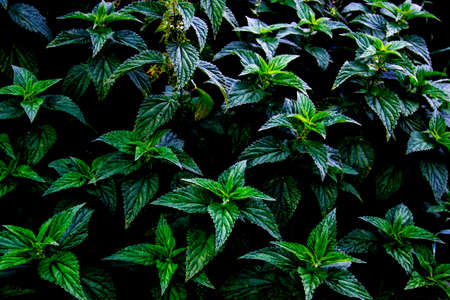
0,0,449,299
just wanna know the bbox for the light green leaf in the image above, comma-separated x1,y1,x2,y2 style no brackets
37,204,84,242
44,172,86,195
12,165,44,182
37,252,87,300
104,243,164,265
240,247,295,272
186,230,216,281
156,260,178,295
0,249,33,271
21,97,44,123
182,178,223,197
152,186,210,213
207,202,240,250
218,160,247,190
307,209,337,260
155,216,176,250
332,61,374,90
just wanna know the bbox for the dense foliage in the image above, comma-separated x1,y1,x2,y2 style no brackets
0,0,449,299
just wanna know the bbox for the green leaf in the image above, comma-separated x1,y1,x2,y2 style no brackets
295,140,329,180
94,152,141,180
42,95,86,124
274,241,312,263
207,202,240,250
375,166,403,200
405,271,428,290
359,216,391,235
155,216,176,250
11,65,37,87
0,133,15,159
239,137,290,167
305,46,330,70
230,186,275,201
37,252,87,300
182,178,223,197
227,81,265,108
37,204,84,242
12,165,44,182
263,176,301,226
240,200,281,239
268,55,298,71
365,88,402,140
58,207,94,250
419,160,448,201
1,0,7,9
153,186,210,213
96,130,137,154
104,243,163,265
338,229,378,254
332,61,374,90
339,137,374,178
0,225,36,253
32,78,61,95
385,204,414,227
0,249,33,271
122,173,159,229
47,29,90,48
21,97,44,123
312,182,338,216
307,209,337,259
176,2,195,30
0,99,24,119
218,160,247,190
44,172,86,195
404,35,431,65
270,71,309,94
298,267,326,300
0,85,25,96
81,268,116,300
8,3,52,40
240,247,296,272
87,55,120,101
87,28,113,57
111,30,147,52
61,63,91,99
153,146,182,168
256,37,279,60
87,179,117,213
401,225,442,243
108,50,165,82
200,0,226,36
325,269,372,300
186,230,216,281
134,94,179,135
20,124,57,165
156,260,178,295
384,244,414,273
406,131,434,154
167,42,199,89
